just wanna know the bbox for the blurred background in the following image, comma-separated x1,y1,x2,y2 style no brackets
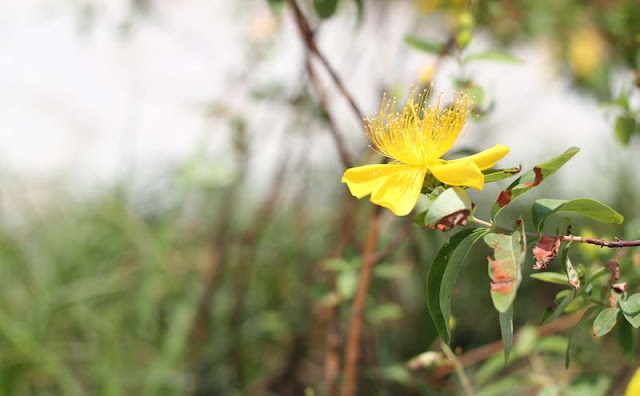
1,0,640,395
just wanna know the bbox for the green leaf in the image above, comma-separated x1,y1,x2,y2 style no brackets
414,186,445,225
542,293,574,325
427,228,488,344
483,166,522,183
617,316,635,361
403,35,445,54
267,0,285,13
337,270,357,300
566,307,598,368
378,365,413,385
456,29,472,50
593,307,620,337
530,272,569,286
540,306,553,324
413,210,427,227
532,198,624,231
538,385,561,396
367,303,403,325
468,85,485,106
562,244,580,290
476,375,525,396
313,0,339,18
615,116,636,146
492,147,580,220
585,267,609,286
485,221,526,313
555,289,572,301
424,187,472,231
373,264,409,280
513,325,538,357
323,257,356,272
565,374,612,396
565,296,587,313
536,335,568,355
619,293,640,328
463,49,523,64
499,304,513,361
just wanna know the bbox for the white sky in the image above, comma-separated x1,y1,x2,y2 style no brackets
0,0,637,203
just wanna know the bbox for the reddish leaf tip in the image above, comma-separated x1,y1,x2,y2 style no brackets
532,236,561,270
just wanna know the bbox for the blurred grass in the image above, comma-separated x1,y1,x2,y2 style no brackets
0,160,637,395
0,191,200,395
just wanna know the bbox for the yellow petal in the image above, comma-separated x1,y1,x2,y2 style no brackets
342,164,396,199
370,165,427,216
342,164,426,216
453,144,510,170
428,159,484,190
626,368,640,396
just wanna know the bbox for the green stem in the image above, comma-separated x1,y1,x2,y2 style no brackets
469,216,492,229
441,342,476,396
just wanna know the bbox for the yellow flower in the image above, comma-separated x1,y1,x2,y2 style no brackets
625,368,640,396
342,91,509,216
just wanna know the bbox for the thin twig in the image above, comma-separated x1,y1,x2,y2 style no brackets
431,310,583,377
441,342,476,396
289,0,365,122
607,365,634,396
559,235,640,248
323,197,357,396
305,54,355,168
469,216,640,249
371,223,411,265
342,207,381,396
469,216,493,229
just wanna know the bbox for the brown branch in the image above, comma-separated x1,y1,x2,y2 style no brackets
323,197,357,396
607,364,634,396
470,216,640,249
560,235,640,248
342,207,381,396
289,0,365,123
305,55,355,169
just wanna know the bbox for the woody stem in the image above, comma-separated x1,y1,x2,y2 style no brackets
469,216,640,248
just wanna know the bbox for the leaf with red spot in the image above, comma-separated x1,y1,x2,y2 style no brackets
524,167,543,187
485,220,526,313
483,165,522,183
417,187,472,232
491,147,580,220
497,190,512,208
